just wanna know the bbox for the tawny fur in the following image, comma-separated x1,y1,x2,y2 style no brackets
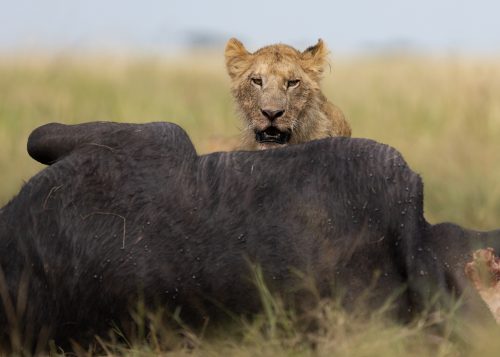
225,38,351,150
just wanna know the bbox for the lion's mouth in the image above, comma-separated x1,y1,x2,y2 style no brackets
255,127,291,145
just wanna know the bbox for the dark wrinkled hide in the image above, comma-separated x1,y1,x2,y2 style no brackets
0,122,498,349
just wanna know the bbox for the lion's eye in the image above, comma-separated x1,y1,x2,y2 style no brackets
287,79,300,89
251,78,262,86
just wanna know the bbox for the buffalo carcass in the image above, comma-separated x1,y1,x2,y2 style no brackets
0,121,498,348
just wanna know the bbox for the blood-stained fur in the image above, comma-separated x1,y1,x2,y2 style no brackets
225,39,351,150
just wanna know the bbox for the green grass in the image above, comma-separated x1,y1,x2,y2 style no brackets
1,53,500,355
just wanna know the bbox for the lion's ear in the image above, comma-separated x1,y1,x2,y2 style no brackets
225,38,252,79
301,39,329,80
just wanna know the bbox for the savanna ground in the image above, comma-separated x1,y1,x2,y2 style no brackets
0,52,500,355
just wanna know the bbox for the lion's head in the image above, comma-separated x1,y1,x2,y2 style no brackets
225,38,348,150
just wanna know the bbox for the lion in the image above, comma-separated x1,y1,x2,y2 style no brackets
225,38,351,150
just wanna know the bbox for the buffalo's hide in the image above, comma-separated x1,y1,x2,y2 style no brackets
0,121,498,348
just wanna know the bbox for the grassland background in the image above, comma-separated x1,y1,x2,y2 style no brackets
0,53,500,355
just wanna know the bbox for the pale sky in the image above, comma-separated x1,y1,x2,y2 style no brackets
1,0,499,54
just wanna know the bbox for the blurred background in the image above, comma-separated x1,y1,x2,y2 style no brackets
1,0,499,229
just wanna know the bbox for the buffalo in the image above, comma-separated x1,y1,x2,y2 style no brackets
0,121,498,349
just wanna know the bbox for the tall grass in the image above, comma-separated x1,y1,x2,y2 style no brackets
0,53,500,355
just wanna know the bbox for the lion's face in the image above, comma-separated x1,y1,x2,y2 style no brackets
225,39,328,150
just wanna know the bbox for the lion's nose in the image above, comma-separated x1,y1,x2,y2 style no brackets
261,109,285,122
